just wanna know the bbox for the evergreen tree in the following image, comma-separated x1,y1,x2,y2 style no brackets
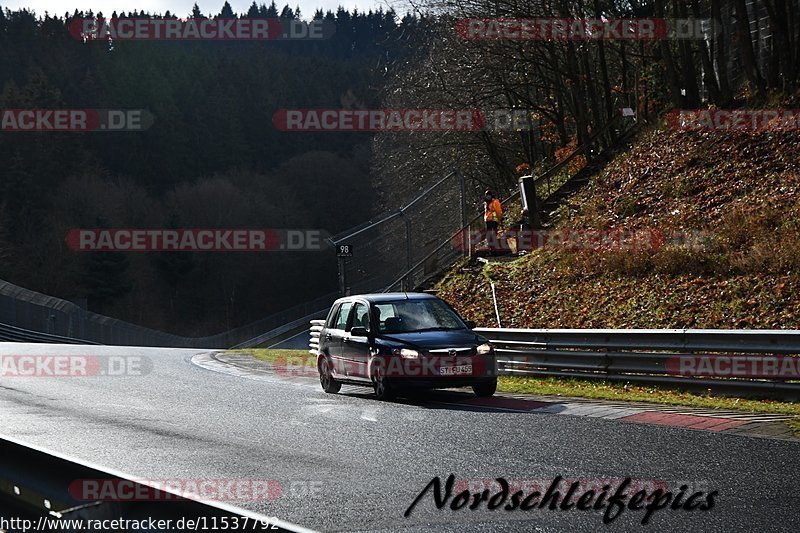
247,2,259,18
219,1,235,19
190,3,204,19
78,251,132,313
279,5,293,19
77,219,133,313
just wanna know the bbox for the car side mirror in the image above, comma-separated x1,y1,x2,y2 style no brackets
350,326,369,338
464,320,476,329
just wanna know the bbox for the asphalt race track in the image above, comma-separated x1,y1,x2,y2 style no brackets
1,343,798,532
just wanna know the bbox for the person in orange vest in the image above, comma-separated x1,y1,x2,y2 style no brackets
483,189,502,251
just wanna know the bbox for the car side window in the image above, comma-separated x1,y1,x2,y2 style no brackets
349,303,370,332
335,302,353,330
375,303,396,332
325,304,341,328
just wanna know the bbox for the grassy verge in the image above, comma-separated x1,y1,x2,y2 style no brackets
230,349,799,436
228,349,310,363
499,376,800,416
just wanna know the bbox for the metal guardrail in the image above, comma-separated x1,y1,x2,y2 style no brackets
0,322,102,345
0,278,338,349
0,434,316,532
309,323,800,399
232,312,329,349
476,328,800,399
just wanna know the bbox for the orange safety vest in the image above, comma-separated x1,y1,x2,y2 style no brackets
484,198,502,223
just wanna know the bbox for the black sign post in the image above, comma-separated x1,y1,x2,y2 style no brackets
336,244,352,296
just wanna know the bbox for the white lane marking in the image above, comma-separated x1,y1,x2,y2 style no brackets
360,406,379,422
98,402,148,410
305,404,337,414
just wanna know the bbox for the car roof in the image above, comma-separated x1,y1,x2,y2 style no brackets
333,292,439,304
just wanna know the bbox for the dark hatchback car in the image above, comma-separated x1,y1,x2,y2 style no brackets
315,293,497,400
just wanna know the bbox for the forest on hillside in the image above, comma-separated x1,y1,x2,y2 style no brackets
374,0,800,217
0,2,432,334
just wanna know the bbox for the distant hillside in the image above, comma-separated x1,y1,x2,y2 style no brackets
0,5,426,334
436,123,800,329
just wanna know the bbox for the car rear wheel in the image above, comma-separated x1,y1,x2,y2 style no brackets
372,366,396,401
472,378,497,397
319,357,341,394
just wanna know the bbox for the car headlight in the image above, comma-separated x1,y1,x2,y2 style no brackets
476,343,493,355
393,348,420,359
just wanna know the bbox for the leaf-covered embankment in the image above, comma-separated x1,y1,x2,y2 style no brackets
436,125,800,329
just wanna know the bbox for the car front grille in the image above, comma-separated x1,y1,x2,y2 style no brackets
426,347,475,357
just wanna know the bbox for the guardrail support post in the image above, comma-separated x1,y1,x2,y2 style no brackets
600,347,610,376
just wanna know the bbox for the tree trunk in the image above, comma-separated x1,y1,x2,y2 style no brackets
595,0,617,144
693,0,722,103
655,0,685,106
675,0,701,106
734,0,765,93
764,0,794,89
711,0,733,104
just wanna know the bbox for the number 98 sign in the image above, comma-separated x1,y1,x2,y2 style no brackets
337,244,353,257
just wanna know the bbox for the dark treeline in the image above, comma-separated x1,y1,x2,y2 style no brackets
0,3,432,335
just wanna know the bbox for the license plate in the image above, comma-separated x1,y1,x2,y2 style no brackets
440,364,472,376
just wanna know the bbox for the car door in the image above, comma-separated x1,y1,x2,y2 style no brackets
341,301,372,380
326,301,353,376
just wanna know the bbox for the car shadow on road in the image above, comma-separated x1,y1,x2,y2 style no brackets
339,386,557,414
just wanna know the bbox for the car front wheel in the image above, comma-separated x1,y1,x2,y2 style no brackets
372,365,396,401
472,378,497,397
319,357,341,394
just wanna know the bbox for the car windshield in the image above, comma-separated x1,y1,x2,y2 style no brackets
374,299,466,333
